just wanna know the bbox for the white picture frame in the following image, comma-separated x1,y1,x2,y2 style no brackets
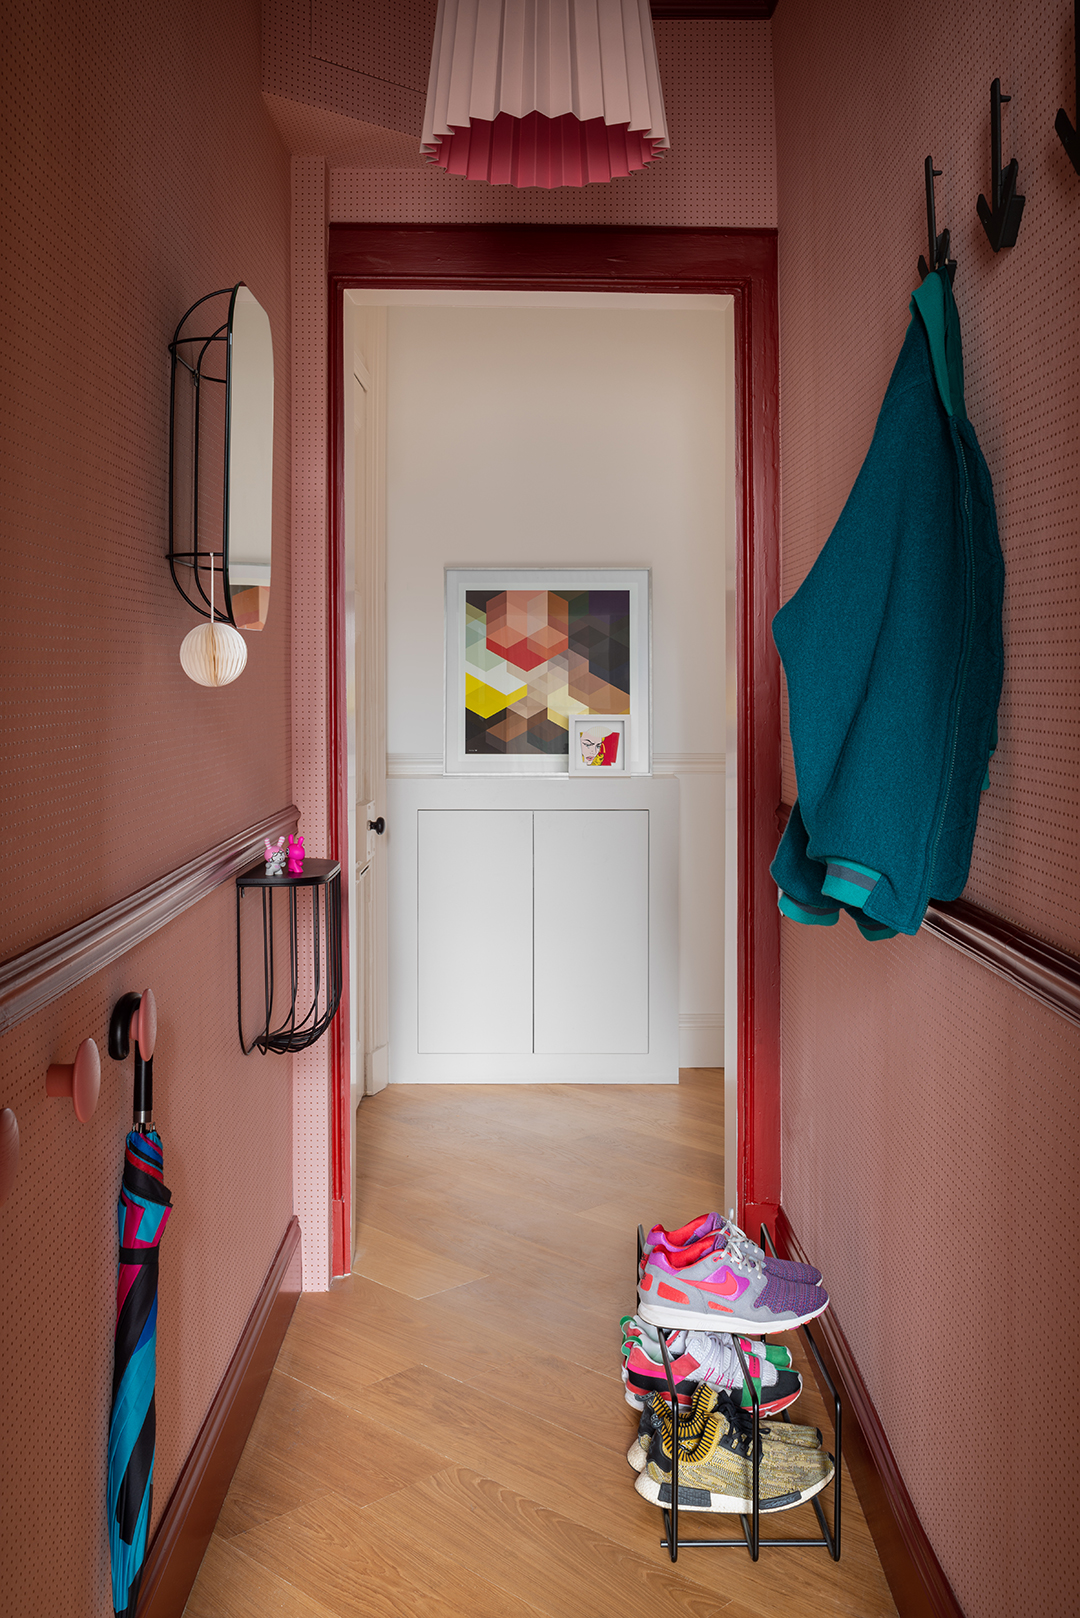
444,567,650,775
568,714,630,775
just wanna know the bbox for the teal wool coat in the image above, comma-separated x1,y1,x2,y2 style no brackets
770,268,1004,939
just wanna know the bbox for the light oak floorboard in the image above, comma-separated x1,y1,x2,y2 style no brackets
229,1491,542,1618
351,1219,489,1298
185,1073,896,1618
362,1464,734,1618
272,1304,417,1406
184,1536,342,1618
353,1362,894,1616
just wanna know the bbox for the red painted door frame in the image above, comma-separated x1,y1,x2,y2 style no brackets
326,224,781,1270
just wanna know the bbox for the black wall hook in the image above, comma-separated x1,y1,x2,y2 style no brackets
109,991,156,1129
917,156,956,283
977,78,1025,250
1056,0,1080,173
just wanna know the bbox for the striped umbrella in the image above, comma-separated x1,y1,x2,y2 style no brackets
107,994,171,1618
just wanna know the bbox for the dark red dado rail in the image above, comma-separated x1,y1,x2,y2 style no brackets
0,807,299,1033
776,803,1080,1028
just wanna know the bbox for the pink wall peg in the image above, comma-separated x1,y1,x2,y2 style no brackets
0,1108,18,1206
130,988,157,1060
46,1038,101,1123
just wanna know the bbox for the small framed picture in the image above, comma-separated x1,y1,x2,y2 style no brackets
568,715,629,776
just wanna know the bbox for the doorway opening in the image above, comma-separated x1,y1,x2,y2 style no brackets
327,225,780,1279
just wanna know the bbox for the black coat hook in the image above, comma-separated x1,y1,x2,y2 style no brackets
977,78,1025,251
917,156,956,283
1056,0,1080,173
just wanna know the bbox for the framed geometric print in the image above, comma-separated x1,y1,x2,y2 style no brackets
444,568,650,775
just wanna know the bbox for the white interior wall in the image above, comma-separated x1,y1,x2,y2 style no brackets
378,296,734,1063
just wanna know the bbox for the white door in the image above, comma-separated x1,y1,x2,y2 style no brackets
346,308,389,1102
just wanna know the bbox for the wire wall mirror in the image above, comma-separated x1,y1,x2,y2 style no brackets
168,284,274,632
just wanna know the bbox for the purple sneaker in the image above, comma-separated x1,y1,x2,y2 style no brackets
644,1213,823,1287
638,1241,829,1335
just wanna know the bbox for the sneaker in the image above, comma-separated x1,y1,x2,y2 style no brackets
644,1213,823,1287
627,1388,822,1472
620,1315,794,1371
634,1388,835,1514
623,1329,803,1415
639,1241,829,1335
626,1390,714,1472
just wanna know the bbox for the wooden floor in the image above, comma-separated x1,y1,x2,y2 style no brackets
185,1072,897,1618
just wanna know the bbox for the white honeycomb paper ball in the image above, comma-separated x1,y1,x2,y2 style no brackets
179,620,248,687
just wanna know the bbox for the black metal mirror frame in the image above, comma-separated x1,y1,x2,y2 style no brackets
169,283,274,630
168,285,238,623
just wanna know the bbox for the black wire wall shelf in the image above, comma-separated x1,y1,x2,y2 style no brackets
236,859,342,1055
635,1221,842,1563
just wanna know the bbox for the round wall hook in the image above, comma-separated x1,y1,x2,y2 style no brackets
46,1038,101,1123
132,988,157,1060
0,1108,19,1206
109,989,156,1060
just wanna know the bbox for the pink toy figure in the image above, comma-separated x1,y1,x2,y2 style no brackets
287,833,305,875
264,836,287,877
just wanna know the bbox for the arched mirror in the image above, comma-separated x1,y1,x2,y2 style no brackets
169,284,274,632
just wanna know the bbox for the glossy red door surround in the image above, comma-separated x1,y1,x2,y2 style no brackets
327,224,781,1236
327,276,351,1278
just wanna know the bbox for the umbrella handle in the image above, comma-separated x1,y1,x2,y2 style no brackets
133,1053,154,1128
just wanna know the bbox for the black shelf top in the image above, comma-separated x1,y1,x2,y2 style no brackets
237,858,341,890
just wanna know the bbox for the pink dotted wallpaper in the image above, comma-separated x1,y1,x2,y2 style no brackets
0,2,295,1614
6,0,1075,1612
774,3,1080,1615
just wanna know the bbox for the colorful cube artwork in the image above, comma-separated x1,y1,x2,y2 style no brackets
464,590,630,755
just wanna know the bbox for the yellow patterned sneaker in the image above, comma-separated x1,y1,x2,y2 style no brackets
634,1390,834,1513
626,1385,716,1472
627,1387,822,1473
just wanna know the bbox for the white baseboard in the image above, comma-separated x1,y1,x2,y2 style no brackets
365,1045,389,1094
679,1013,724,1068
387,1022,721,1079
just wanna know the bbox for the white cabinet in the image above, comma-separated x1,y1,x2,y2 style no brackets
533,810,649,1055
390,777,678,1083
418,810,533,1054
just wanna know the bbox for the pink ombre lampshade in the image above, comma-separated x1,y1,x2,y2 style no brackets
421,0,670,188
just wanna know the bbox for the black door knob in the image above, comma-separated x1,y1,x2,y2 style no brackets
367,816,385,835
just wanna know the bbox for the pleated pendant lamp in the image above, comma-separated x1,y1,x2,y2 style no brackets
421,0,670,188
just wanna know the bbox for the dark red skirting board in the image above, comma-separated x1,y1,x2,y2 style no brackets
774,1209,964,1618
135,1216,303,1618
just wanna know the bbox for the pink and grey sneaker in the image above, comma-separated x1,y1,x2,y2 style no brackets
619,1314,794,1371
623,1328,803,1415
638,1240,829,1335
644,1213,823,1287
